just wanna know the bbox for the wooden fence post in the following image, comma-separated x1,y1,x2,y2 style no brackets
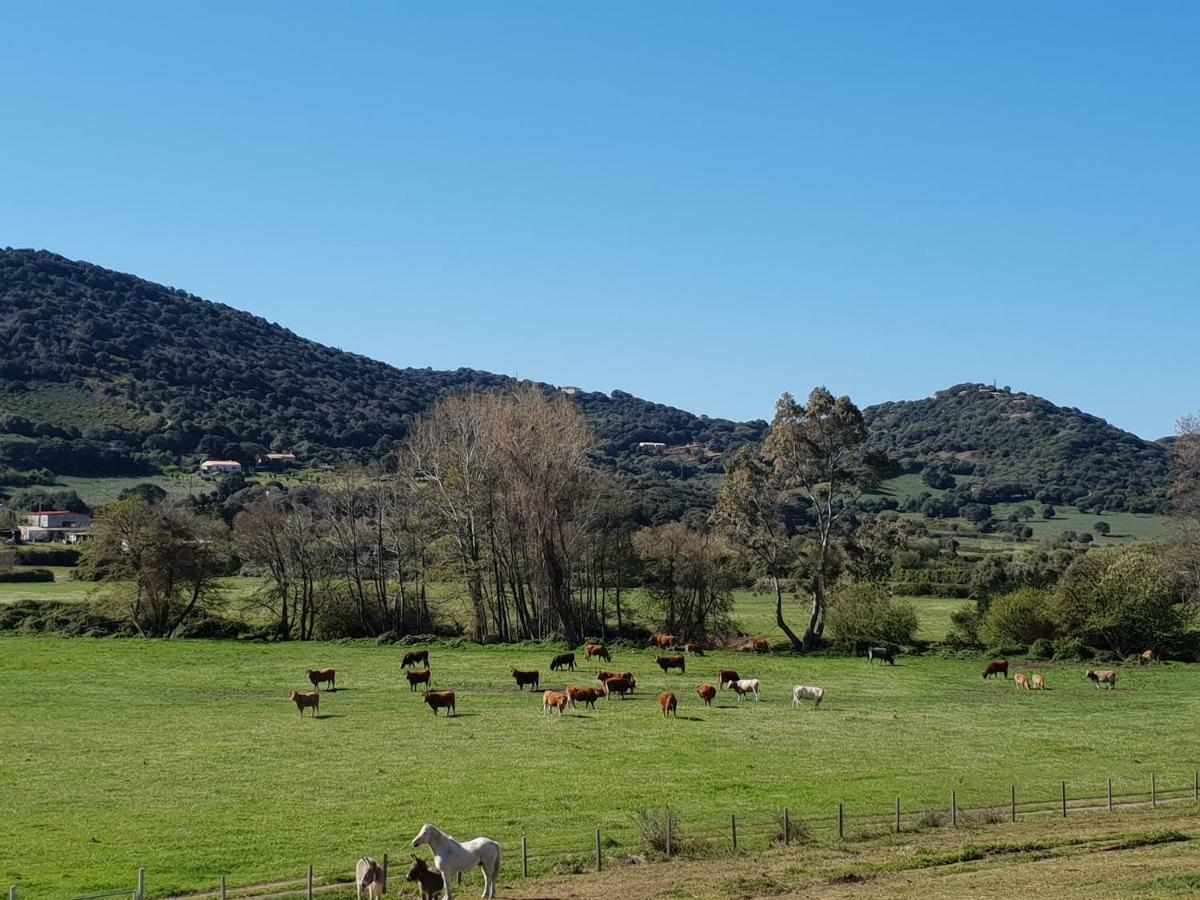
666,813,673,858
1011,785,1016,823
1152,773,1157,807
1062,781,1067,817
382,854,388,894
306,864,313,900
1108,777,1114,812
522,835,529,877
220,875,226,900
783,808,790,846
137,868,145,900
837,803,844,840
9,886,16,900
596,828,602,871
951,791,957,827
895,796,901,834
731,814,738,850
1195,771,1198,803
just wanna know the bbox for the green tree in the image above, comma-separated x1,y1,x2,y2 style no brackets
1041,504,1057,519
981,588,1055,648
1093,520,1111,536
824,580,918,651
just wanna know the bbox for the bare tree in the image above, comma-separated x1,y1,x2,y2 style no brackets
1170,413,1200,600
634,522,735,640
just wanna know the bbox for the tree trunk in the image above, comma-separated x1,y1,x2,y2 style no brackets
772,571,804,651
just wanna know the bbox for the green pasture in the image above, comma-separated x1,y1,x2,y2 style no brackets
2,636,1198,898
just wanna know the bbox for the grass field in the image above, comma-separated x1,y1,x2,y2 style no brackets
2,636,1198,898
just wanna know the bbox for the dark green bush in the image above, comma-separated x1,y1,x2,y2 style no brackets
0,568,55,583
1028,637,1055,659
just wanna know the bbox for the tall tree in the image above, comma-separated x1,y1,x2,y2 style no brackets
763,388,880,650
1169,413,1200,600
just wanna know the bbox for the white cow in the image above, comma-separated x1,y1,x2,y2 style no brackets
355,857,385,900
791,684,825,709
412,823,501,900
731,678,761,701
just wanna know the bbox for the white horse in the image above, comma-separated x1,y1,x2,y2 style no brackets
412,823,501,900
791,684,825,709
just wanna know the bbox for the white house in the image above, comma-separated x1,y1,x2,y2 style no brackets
19,510,93,543
636,441,667,451
200,459,243,475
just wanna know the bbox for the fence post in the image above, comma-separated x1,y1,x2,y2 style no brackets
596,828,602,871
1108,778,1114,812
1011,785,1016,823
137,868,145,900
522,835,529,877
9,886,15,900
895,796,901,834
220,875,226,900
783,807,790,846
1062,781,1067,818
837,803,844,841
1152,773,1157,807
1195,771,1198,803
306,864,313,900
731,814,738,850
666,813,673,858
951,790,957,827
382,853,388,894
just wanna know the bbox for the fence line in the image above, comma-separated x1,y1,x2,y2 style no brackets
21,773,1198,900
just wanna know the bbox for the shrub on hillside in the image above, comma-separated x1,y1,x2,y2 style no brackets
946,604,984,648
0,568,55,583
980,588,1056,648
825,581,918,650
1028,637,1055,659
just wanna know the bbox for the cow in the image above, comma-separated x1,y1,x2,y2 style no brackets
306,668,336,690
405,668,432,691
684,643,705,655
542,690,569,715
656,654,686,675
791,684,824,709
1014,673,1032,690
596,670,632,684
402,650,429,669
696,682,717,706
649,633,677,650
566,685,604,709
604,676,636,699
659,692,678,718
1031,673,1046,690
1087,670,1117,689
741,638,771,654
867,647,895,666
982,660,1009,680
1141,649,1159,664
717,669,740,689
423,690,456,715
512,668,541,691
290,690,320,717
355,857,385,900
586,643,612,663
550,652,576,671
405,855,444,900
730,679,761,701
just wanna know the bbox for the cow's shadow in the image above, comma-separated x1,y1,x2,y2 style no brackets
313,714,345,720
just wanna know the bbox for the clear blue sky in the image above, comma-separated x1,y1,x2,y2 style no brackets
3,3,1196,438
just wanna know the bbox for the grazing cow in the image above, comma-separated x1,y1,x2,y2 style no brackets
867,647,895,666
730,679,761,701
355,857,385,900
656,654,686,674
659,692,678,717
604,676,636,699
586,643,612,663
405,668,432,691
717,669,740,689
595,670,632,684
1032,673,1046,690
1014,673,1032,690
406,855,444,900
649,633,677,650
567,685,604,709
550,652,576,671
511,668,541,691
1141,649,1159,664
542,690,569,715
411,824,501,900
423,690,456,716
696,682,717,706
1087,670,1117,689
741,638,771,654
290,690,320,718
402,650,430,669
982,660,1009,680
306,668,336,690
791,684,825,709
684,643,705,656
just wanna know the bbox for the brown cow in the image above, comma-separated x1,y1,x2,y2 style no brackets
656,654,686,674
405,668,432,691
401,650,429,669
423,689,456,715
648,634,677,650
740,638,771,654
586,643,612,663
659,692,678,718
1014,673,1032,690
306,668,336,690
684,643,705,656
290,690,320,717
596,670,632,684
542,690,569,715
696,682,717,706
604,676,636,699
1087,670,1117,689
1141,649,1159,664
717,669,740,689
512,668,541,691
567,685,604,709
982,660,1009,680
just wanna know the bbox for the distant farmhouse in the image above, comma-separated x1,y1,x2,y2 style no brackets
199,459,243,475
636,441,667,451
19,510,92,544
255,452,297,468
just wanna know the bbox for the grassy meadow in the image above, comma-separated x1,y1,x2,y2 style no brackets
2,635,1198,898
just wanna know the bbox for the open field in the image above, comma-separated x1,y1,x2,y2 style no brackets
2,636,1198,898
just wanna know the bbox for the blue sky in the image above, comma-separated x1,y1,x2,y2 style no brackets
2,3,1196,438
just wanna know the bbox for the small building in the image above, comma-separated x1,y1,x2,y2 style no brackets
200,459,243,475
255,452,297,468
19,511,93,543
560,386,580,396
636,441,667,451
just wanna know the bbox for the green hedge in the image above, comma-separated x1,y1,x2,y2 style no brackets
15,547,80,567
0,568,55,583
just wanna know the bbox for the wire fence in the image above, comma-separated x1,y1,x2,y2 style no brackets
14,771,1198,900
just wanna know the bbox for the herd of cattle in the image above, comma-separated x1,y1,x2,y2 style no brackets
288,634,1147,719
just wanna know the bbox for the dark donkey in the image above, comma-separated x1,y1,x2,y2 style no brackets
406,855,445,900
